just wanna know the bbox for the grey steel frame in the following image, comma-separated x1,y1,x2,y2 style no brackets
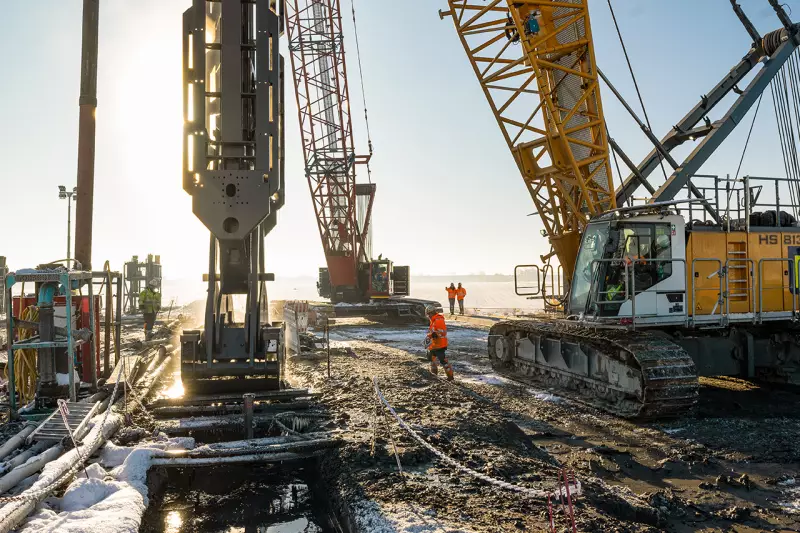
5,271,96,418
182,0,285,380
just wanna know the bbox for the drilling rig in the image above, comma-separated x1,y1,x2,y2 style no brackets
180,0,286,395
285,0,441,319
443,0,800,417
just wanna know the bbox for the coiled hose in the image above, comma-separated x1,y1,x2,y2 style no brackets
4,305,40,403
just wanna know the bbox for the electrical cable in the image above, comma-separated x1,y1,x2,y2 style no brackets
606,0,668,182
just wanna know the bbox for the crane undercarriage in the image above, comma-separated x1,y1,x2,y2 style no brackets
490,318,800,418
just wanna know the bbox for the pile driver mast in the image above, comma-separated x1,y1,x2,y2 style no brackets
181,0,286,394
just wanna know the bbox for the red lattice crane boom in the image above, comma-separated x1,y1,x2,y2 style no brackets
285,0,375,302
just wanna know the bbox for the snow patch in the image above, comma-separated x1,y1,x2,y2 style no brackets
779,486,800,514
526,388,564,403
19,437,192,533
459,373,512,386
350,499,473,533
99,436,195,468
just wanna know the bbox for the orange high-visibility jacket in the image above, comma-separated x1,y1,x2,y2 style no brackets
427,313,448,350
456,287,466,300
446,287,457,299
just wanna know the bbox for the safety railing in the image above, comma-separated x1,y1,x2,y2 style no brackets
586,257,688,329
581,255,800,329
514,263,565,312
690,258,725,327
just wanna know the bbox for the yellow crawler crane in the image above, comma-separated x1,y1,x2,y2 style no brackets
443,1,800,417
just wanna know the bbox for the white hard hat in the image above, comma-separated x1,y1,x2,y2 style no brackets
148,279,159,288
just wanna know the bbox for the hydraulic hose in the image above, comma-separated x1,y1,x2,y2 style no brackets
4,306,39,403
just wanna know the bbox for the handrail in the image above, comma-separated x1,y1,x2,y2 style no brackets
514,264,542,297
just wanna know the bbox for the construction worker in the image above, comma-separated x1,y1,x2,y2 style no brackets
445,283,457,315
139,279,162,340
425,305,453,381
456,283,467,315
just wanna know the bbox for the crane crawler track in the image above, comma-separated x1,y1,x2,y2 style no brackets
489,319,699,418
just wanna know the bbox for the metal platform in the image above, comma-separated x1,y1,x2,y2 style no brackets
26,401,100,444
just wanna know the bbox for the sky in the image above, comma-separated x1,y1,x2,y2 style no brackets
1,0,798,283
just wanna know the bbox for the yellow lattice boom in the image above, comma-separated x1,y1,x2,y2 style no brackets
442,0,615,277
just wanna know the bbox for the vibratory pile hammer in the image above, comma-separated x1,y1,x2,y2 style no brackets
180,0,286,395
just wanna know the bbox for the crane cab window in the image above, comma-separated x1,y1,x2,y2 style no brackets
610,223,673,292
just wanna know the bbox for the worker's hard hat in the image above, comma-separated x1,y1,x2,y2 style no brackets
148,279,159,288
425,305,438,316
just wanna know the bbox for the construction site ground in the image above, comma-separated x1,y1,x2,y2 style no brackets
289,316,800,532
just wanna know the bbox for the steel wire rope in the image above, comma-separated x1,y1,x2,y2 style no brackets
725,93,764,215
779,67,800,210
774,69,800,215
771,77,798,214
787,53,800,213
349,0,373,183
606,0,668,183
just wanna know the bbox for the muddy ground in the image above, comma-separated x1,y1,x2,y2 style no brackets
288,318,800,532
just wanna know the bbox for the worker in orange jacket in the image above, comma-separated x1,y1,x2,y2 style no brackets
445,283,457,315
425,305,453,380
456,283,467,315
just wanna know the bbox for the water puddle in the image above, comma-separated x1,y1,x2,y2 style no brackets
141,462,341,532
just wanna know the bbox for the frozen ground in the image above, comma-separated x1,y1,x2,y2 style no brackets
289,319,800,532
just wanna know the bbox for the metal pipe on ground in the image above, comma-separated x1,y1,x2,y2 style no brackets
156,413,307,437
0,426,36,462
152,401,314,418
163,438,340,459
0,442,52,476
0,444,64,496
150,449,327,467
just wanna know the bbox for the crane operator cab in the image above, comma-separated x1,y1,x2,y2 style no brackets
367,259,392,298
569,208,686,323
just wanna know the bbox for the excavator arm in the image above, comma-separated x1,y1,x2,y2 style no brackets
441,0,615,278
